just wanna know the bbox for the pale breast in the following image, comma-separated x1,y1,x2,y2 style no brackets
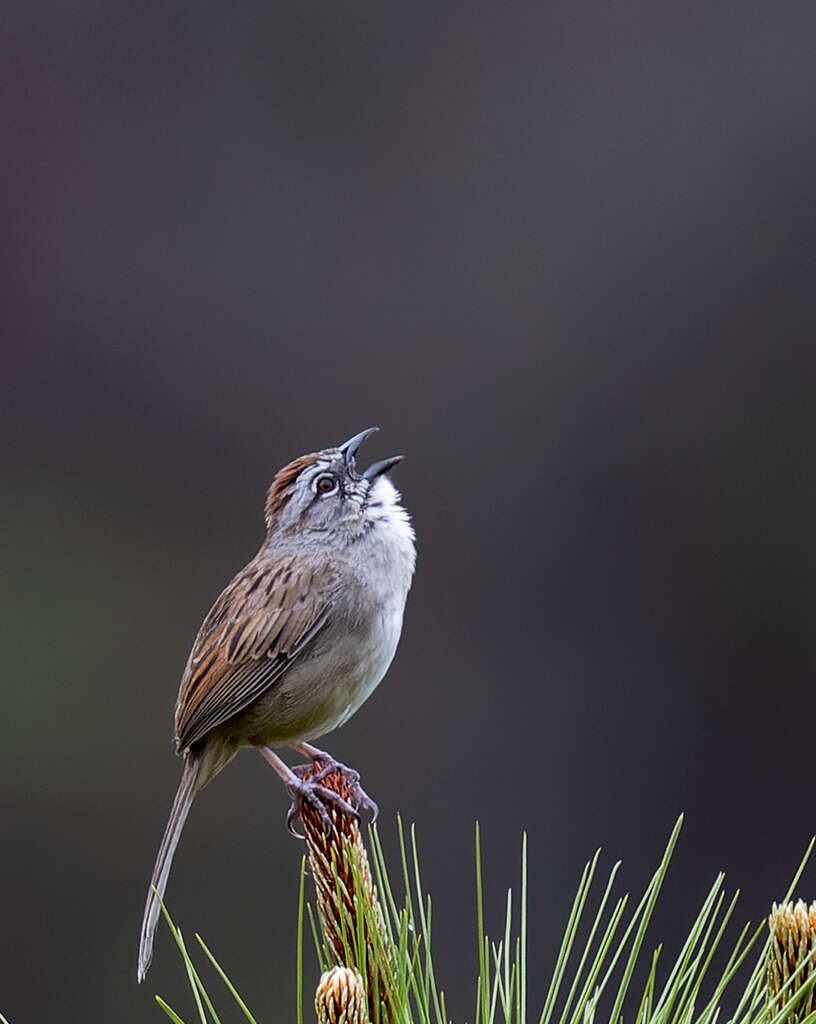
230,594,405,747
219,490,415,749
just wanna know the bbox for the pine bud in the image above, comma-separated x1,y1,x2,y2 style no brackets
768,900,816,1022
315,966,368,1024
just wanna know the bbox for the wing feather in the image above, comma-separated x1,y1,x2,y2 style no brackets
174,555,338,751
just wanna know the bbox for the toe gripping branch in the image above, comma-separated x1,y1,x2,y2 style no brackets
286,756,379,839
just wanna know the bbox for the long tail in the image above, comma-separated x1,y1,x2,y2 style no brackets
137,754,201,982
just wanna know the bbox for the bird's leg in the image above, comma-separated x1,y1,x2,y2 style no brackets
258,747,358,837
289,741,379,822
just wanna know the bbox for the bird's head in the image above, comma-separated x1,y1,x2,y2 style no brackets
263,428,412,549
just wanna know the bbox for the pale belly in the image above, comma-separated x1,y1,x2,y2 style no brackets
226,601,405,748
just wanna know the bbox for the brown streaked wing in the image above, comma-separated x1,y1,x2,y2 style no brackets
173,555,339,751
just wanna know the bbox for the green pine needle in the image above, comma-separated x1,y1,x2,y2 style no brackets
149,819,815,1024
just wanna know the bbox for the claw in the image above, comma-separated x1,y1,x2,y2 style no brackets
284,773,360,837
287,751,379,830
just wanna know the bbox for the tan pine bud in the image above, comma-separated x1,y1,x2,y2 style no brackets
315,966,368,1024
768,900,816,1022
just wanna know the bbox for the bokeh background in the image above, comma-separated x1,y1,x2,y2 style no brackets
3,0,816,1020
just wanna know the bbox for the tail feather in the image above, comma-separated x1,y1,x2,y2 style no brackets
137,754,200,982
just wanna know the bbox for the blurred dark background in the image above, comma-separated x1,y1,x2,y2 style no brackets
2,0,816,1020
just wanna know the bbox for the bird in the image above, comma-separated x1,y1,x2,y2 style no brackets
137,427,415,982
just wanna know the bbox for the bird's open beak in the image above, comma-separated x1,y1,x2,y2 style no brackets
338,427,403,480
363,455,403,480
339,427,379,466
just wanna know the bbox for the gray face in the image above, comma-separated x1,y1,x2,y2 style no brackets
278,450,373,535
266,428,408,546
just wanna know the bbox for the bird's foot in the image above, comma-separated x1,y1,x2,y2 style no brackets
284,772,359,838
291,753,379,826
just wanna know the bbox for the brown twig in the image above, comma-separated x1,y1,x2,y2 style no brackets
300,768,395,1024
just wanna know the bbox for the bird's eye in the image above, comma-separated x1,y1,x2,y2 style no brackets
315,474,338,495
